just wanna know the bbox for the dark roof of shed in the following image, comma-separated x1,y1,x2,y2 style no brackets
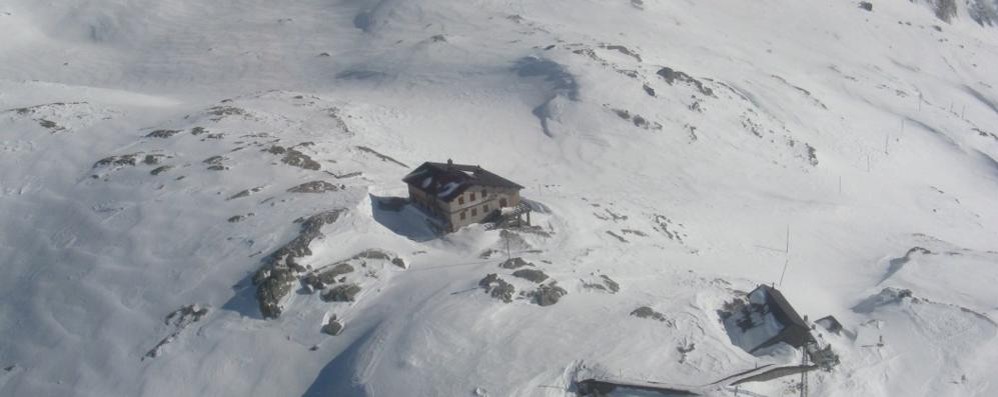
753,285,810,329
742,285,814,352
403,161,524,202
751,285,809,331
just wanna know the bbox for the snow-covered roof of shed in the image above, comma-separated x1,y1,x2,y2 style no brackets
723,285,813,354
749,285,809,331
402,161,524,201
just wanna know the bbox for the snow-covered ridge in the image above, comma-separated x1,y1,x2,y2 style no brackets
1,0,998,396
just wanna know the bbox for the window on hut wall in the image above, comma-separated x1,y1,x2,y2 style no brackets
471,208,477,217
484,204,490,212
470,192,476,201
458,196,464,205
460,211,467,220
483,189,488,197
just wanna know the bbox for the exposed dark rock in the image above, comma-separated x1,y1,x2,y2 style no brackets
3,365,14,372
322,283,362,302
306,263,355,288
805,143,818,166
190,126,207,135
253,209,346,318
203,155,227,170
322,316,344,335
642,84,656,97
652,214,687,243
227,186,263,200
631,306,669,322
931,0,958,22
531,283,567,306
621,229,647,237
391,257,407,269
512,268,549,283
279,210,345,262
656,67,714,97
479,273,515,303
499,257,533,269
326,170,363,179
608,108,662,131
583,274,619,293
858,2,873,11
603,208,627,221
144,304,209,361
146,129,181,138
600,44,642,62
93,154,138,168
288,180,340,193
227,214,246,223
352,249,394,261
254,267,297,318
37,119,65,132
267,145,321,170
205,105,245,121
612,108,631,120
143,154,162,165
605,230,628,243
600,275,620,293
150,165,173,175
165,304,210,325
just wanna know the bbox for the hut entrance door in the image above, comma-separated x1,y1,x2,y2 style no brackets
499,198,508,208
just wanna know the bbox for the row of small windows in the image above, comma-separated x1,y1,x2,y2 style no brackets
459,204,491,220
457,190,487,205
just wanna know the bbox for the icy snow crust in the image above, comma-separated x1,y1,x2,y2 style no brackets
1,0,998,396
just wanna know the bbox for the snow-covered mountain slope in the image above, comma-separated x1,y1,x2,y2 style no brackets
1,1,998,396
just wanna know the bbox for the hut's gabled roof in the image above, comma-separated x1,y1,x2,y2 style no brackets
403,161,523,202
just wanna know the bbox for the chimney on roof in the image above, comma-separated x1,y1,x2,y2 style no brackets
447,159,453,166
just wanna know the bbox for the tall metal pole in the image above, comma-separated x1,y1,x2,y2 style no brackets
799,346,809,397
778,225,791,287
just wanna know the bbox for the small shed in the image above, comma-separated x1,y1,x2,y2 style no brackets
723,285,813,354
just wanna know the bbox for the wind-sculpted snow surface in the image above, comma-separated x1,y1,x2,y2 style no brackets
2,0,998,396
513,56,580,137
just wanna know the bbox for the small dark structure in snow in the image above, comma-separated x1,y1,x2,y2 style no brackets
815,315,843,335
403,159,526,232
722,285,813,354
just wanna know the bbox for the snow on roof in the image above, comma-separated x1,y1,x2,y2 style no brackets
437,181,460,198
402,161,524,202
723,285,812,354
